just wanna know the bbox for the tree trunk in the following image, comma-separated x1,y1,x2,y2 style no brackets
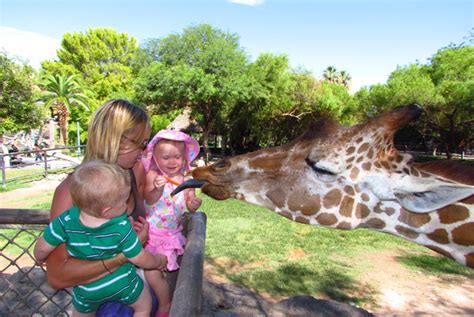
60,120,68,146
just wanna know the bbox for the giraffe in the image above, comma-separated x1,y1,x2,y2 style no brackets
173,104,474,268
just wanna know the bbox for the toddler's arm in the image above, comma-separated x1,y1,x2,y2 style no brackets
128,250,168,271
34,237,56,264
144,170,166,205
185,188,202,212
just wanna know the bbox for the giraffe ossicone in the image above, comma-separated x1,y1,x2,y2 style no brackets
175,104,474,268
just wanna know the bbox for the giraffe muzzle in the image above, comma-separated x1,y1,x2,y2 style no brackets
170,179,207,196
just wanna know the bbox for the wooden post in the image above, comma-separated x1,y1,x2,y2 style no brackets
169,212,207,317
0,208,49,224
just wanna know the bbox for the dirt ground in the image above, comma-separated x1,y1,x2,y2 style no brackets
2,177,473,316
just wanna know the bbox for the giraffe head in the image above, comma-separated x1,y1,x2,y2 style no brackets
174,104,474,266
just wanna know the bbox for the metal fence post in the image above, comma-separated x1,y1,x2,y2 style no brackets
44,151,48,177
1,154,5,191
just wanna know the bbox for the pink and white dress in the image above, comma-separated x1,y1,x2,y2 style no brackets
144,179,188,271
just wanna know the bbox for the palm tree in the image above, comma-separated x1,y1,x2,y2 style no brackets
322,66,338,83
40,74,89,146
337,70,352,88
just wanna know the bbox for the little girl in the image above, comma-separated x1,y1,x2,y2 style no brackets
141,129,202,317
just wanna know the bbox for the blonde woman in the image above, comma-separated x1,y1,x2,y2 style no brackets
46,99,163,316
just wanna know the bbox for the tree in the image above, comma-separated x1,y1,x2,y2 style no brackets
135,24,248,157
322,66,338,83
355,41,473,158
337,70,352,88
0,53,43,133
427,44,474,157
42,28,138,101
39,73,89,146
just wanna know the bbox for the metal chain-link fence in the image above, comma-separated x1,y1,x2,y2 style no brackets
0,224,72,316
0,209,206,317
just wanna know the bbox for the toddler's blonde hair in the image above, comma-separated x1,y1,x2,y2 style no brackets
70,160,131,216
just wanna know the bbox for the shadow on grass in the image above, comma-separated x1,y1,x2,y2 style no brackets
398,254,474,277
207,258,373,305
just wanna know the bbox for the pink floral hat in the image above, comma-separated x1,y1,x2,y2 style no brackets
142,129,200,174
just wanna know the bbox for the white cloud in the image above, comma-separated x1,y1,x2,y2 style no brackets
0,26,60,69
228,0,264,6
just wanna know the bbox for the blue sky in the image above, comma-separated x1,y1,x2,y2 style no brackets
0,0,472,92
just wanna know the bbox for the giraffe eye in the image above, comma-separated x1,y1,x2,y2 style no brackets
213,160,229,171
305,157,337,181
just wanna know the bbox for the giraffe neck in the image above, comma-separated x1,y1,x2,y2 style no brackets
347,199,474,267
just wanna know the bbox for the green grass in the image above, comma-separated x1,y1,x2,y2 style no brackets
2,167,73,191
2,187,472,306
201,195,473,304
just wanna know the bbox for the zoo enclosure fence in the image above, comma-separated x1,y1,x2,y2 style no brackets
1,145,85,191
0,209,206,316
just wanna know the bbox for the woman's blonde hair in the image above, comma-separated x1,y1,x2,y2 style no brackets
70,160,131,216
84,99,150,163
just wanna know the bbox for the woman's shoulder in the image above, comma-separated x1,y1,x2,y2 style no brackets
133,160,147,180
51,175,74,220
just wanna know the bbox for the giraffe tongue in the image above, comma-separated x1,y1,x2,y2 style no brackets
170,179,207,196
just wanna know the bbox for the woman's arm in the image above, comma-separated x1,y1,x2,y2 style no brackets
45,177,126,289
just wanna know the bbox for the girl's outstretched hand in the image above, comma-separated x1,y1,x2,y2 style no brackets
187,197,202,212
130,216,149,246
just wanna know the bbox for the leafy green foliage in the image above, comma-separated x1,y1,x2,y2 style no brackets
43,28,138,102
0,53,43,132
38,73,90,145
135,24,249,155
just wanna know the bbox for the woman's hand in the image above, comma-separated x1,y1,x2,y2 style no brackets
130,216,149,246
155,254,168,271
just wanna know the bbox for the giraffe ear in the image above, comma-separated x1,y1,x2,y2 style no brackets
393,178,474,213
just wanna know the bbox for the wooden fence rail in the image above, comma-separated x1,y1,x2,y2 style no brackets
0,208,207,317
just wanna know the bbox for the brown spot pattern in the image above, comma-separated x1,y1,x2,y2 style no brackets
346,146,355,155
295,216,310,224
288,193,321,216
316,213,338,226
466,253,474,268
322,189,342,209
361,193,370,202
367,148,374,159
249,153,285,170
385,207,396,216
460,195,474,204
266,188,286,209
438,204,469,224
362,162,372,171
279,211,293,220
426,245,454,259
344,186,355,196
340,196,354,217
427,229,450,244
355,203,370,219
337,221,352,230
362,218,386,229
395,225,420,239
398,208,431,228
381,160,391,169
452,222,474,246
358,143,370,153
